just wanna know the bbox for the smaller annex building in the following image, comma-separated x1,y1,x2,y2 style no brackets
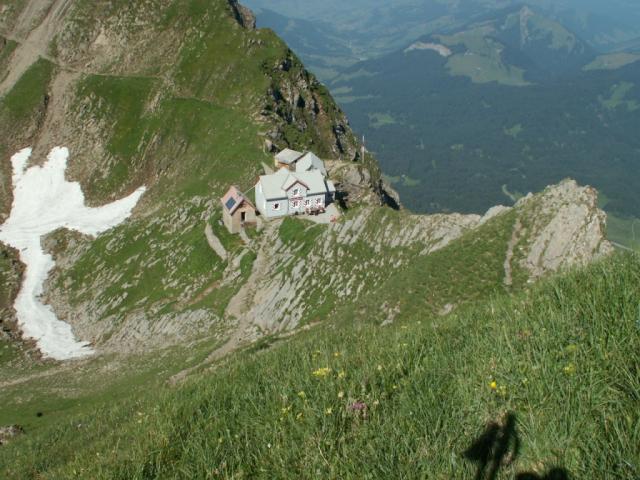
255,168,336,219
221,186,256,234
274,149,327,177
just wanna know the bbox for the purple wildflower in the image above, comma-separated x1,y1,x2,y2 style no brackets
349,401,367,411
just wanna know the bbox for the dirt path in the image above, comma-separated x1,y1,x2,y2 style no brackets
33,69,79,158
239,227,251,245
504,217,522,287
169,221,278,385
0,359,76,390
205,223,227,260
0,0,73,97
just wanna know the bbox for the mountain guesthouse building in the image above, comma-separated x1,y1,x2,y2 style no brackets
274,149,328,177
255,168,336,219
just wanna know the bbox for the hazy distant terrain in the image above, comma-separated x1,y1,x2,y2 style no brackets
245,0,640,72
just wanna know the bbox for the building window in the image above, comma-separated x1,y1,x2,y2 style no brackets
316,198,323,205
292,200,300,208
273,203,280,211
304,199,310,207
292,188,299,196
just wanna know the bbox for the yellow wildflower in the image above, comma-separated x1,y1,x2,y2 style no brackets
297,391,306,399
325,407,333,415
312,367,332,378
333,351,341,358
337,390,345,399
563,363,576,375
489,380,498,390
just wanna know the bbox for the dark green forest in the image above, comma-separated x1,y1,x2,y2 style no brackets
336,51,640,218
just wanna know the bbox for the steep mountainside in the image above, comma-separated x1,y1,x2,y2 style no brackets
1,244,636,479
0,1,628,477
0,0,384,355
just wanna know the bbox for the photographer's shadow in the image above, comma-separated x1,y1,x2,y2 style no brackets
463,412,570,480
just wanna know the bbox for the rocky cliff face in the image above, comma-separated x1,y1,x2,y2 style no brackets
263,49,358,160
515,180,613,279
228,0,257,29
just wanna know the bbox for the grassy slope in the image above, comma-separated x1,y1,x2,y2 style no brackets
0,37,18,83
0,2,635,477
1,252,637,478
59,0,358,326
349,209,522,324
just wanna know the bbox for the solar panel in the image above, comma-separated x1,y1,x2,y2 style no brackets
225,197,237,211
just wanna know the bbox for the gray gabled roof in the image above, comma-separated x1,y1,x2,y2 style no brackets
295,152,327,177
293,170,328,194
259,168,290,199
275,148,304,165
257,168,330,200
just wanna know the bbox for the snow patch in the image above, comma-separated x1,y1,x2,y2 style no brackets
0,147,146,360
404,42,452,57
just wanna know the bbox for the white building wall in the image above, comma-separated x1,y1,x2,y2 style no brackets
266,199,289,218
305,193,325,209
286,183,308,214
255,184,267,217
255,182,330,219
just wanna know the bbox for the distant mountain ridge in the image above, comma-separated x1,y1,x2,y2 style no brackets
246,0,640,73
409,4,596,85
